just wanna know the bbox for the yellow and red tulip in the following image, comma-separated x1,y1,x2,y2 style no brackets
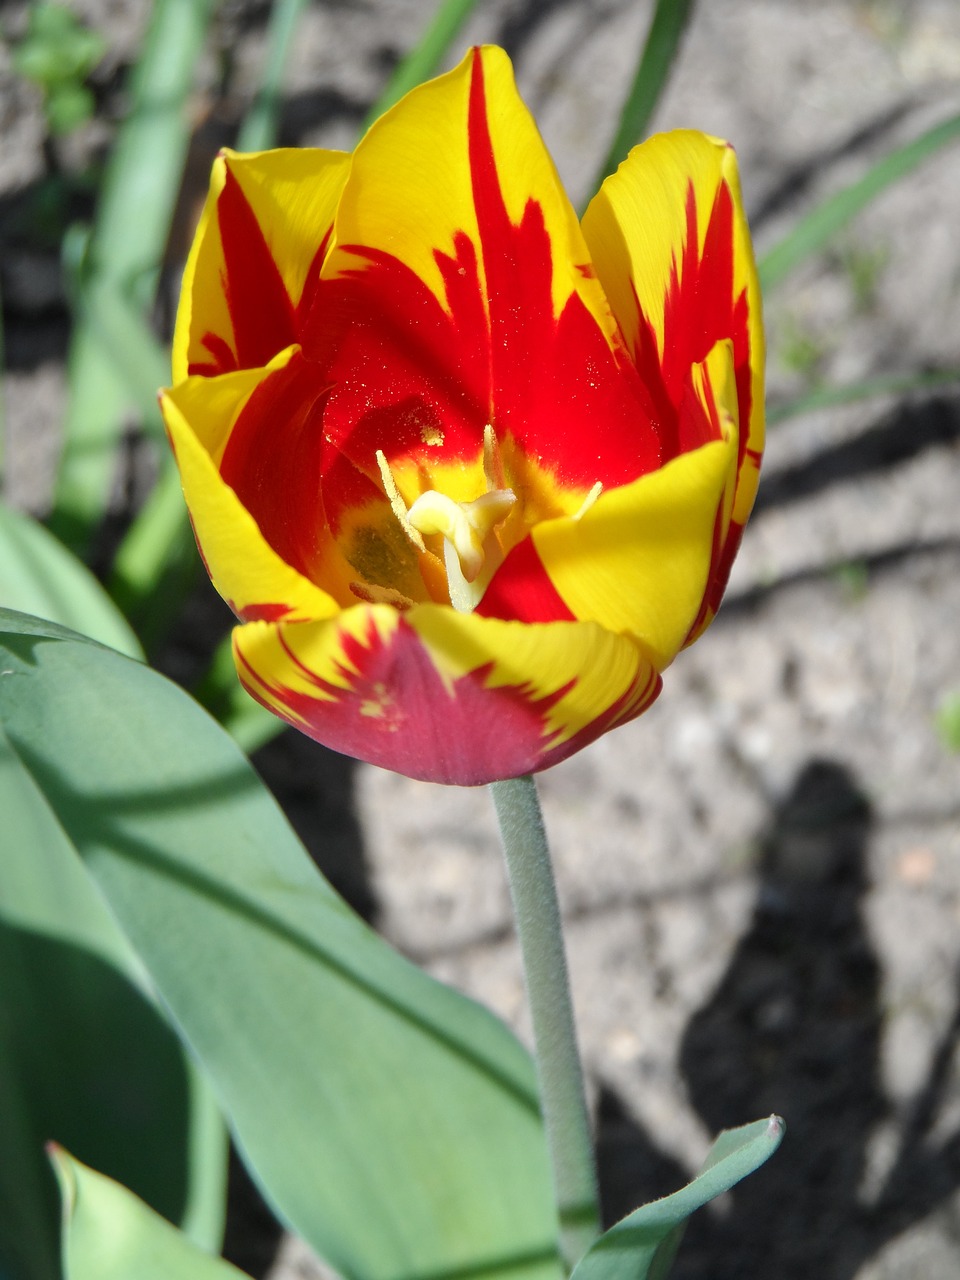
162,45,764,786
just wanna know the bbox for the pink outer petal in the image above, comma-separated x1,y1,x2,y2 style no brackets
233,609,661,786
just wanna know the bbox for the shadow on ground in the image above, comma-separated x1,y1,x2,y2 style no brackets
597,759,960,1279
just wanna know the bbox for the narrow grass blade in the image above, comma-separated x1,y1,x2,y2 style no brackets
362,0,479,129
768,367,960,425
758,112,960,292
49,0,218,554
107,458,198,655
235,0,311,152
71,281,169,441
590,0,696,198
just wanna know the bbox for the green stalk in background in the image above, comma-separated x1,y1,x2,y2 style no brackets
362,0,479,128
107,0,313,650
491,776,600,1274
235,0,311,152
49,0,218,555
758,111,960,291
589,0,696,200
768,367,960,426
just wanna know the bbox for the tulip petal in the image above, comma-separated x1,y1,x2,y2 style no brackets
309,45,660,492
173,147,350,383
162,357,344,623
581,129,764,476
232,605,661,785
526,436,736,670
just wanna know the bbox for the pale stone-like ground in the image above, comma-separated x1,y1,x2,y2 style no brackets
3,2,960,1277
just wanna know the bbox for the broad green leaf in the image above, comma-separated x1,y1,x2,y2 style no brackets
52,1149,247,1280
0,501,142,657
571,1116,784,1280
0,723,226,1280
0,609,560,1280
758,112,960,291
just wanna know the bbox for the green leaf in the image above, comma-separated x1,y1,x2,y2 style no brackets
49,0,218,554
363,0,480,128
935,691,960,754
11,5,106,90
758,112,960,291
767,366,960,425
0,501,142,657
0,722,226,1280
235,0,311,153
107,459,199,656
570,1116,784,1280
0,609,561,1280
52,1149,247,1280
589,0,696,199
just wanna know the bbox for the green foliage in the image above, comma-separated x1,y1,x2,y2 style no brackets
0,500,142,656
0,609,560,1280
362,0,480,128
53,1151,245,1280
569,1118,784,1280
775,312,826,383
0,718,225,1280
49,0,218,556
590,0,696,198
10,3,106,135
758,111,960,292
768,367,960,425
834,239,889,313
935,691,960,754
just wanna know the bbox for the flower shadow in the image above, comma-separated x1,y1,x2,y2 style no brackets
597,758,960,1278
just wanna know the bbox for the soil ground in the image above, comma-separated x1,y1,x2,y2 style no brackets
3,2,960,1278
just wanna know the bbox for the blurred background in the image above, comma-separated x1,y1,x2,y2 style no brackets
2,2,960,1277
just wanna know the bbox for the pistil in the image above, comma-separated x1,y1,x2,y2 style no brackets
376,445,516,613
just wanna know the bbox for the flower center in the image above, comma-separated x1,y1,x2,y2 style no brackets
376,426,517,613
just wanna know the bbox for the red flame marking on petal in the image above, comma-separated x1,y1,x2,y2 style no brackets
236,613,660,785
475,535,576,623
218,165,297,368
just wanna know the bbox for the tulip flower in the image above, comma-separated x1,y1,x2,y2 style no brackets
161,44,763,786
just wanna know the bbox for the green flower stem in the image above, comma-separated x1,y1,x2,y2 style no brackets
490,774,600,1272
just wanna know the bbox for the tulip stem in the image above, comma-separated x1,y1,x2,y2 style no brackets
490,775,600,1273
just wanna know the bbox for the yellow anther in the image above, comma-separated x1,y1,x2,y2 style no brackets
572,481,603,521
483,423,506,490
376,440,516,614
376,449,426,553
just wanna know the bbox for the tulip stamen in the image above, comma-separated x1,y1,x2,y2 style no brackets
572,481,603,521
349,581,416,610
407,488,516,613
483,423,506,490
376,441,517,613
376,448,426,553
